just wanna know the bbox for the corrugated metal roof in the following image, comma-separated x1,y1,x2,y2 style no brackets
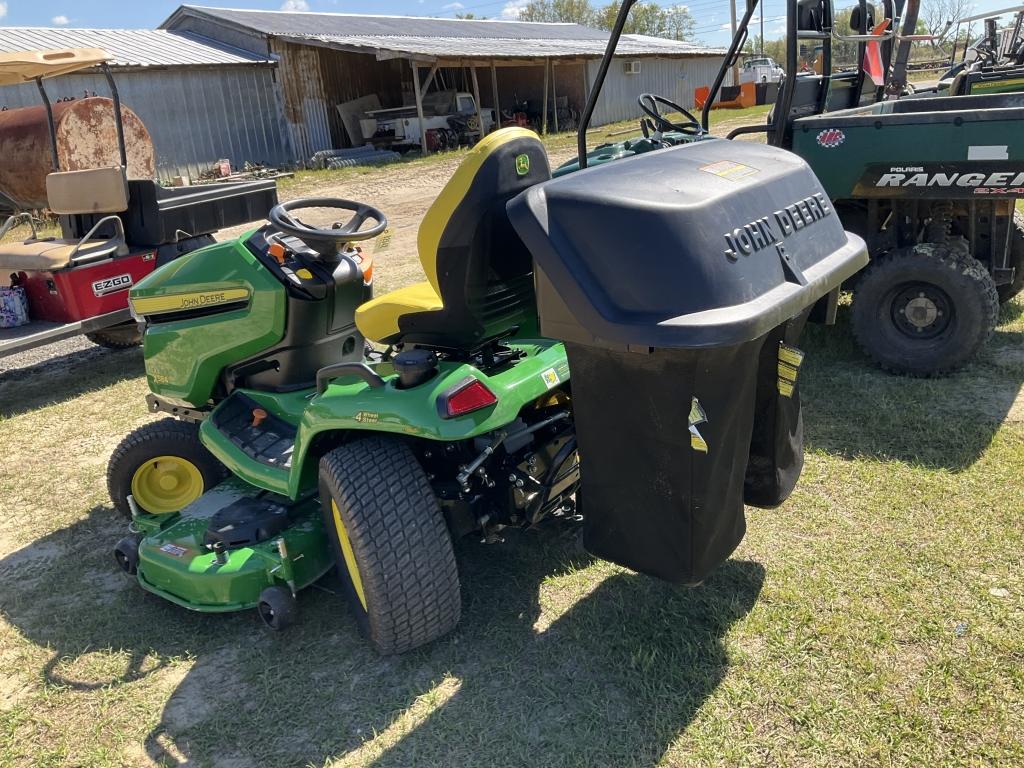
296,33,723,60
0,28,272,68
166,6,615,40
163,6,724,60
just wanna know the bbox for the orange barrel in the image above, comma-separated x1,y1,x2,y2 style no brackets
0,96,155,209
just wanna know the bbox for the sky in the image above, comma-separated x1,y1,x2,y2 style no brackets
0,0,1019,47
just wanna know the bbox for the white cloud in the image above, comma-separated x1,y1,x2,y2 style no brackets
280,0,310,10
443,1,464,8
52,15,70,25
501,0,530,19
0,3,7,20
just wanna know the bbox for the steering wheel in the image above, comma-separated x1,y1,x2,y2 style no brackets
637,94,705,137
269,197,387,258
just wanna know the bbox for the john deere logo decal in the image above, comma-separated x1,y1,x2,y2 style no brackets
515,154,530,176
816,129,845,149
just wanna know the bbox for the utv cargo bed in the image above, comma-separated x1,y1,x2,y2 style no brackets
791,93,1024,200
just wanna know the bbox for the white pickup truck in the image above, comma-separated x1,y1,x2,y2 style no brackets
360,90,496,152
740,57,785,84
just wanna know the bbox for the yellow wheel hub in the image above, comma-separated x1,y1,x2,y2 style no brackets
130,456,204,515
331,500,367,611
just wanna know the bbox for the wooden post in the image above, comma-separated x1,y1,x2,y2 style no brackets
541,58,549,134
490,60,500,130
550,59,559,133
470,65,486,138
412,61,428,155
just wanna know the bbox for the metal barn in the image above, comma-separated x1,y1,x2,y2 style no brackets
162,6,727,163
0,28,293,182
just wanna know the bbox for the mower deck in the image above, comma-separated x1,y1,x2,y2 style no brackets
133,479,333,613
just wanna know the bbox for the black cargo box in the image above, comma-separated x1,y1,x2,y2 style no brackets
509,140,867,584
63,179,278,247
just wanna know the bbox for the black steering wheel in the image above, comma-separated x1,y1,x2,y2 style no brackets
637,93,705,137
269,197,387,258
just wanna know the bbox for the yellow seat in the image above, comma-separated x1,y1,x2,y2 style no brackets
356,281,443,341
355,127,551,348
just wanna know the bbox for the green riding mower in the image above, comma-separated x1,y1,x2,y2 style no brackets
107,3,867,655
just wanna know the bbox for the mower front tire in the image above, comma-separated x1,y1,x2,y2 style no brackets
852,244,998,376
107,419,227,518
319,437,461,655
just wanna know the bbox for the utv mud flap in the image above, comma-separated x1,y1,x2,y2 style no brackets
510,140,867,584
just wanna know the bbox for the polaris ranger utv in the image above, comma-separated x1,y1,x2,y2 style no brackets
106,0,866,654
715,0,1024,375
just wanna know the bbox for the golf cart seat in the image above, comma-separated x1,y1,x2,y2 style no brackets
0,166,129,271
355,127,550,349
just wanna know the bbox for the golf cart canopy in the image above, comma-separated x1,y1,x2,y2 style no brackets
0,48,112,86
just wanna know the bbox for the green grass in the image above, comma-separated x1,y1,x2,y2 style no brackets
2,102,1023,767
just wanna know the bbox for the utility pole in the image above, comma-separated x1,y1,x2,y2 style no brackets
730,0,739,85
760,0,764,55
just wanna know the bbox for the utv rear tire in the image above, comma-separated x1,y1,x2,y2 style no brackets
852,244,998,376
107,419,227,518
86,322,143,349
319,438,461,655
996,211,1024,304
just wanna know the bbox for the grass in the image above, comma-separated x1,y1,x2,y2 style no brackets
1,103,1023,767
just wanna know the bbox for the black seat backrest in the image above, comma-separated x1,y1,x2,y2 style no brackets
400,128,551,350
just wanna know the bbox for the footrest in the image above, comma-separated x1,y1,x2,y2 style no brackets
211,393,297,469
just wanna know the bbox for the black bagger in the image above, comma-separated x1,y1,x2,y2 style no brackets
509,140,868,584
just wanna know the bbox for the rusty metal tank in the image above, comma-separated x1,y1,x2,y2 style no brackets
0,96,155,209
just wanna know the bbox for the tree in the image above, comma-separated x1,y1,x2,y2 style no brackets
918,0,971,47
592,1,696,41
518,0,595,24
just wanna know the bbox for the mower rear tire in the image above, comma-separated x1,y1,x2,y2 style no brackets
257,586,296,631
107,419,227,518
86,322,144,350
852,244,999,376
319,437,461,655
996,211,1024,304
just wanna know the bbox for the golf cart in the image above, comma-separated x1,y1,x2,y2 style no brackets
0,48,276,358
106,0,867,654
567,0,1024,376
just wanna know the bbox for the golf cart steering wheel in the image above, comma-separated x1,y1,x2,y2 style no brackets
269,197,387,258
637,93,705,137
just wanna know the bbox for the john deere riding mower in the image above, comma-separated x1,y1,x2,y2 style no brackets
107,5,866,655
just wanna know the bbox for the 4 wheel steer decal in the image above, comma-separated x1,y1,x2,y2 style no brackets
92,273,133,297
854,162,1024,198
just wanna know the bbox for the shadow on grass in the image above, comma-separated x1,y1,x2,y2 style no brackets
798,306,1024,471
0,344,143,418
0,509,763,767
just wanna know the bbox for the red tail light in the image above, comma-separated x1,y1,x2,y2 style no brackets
438,377,498,419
